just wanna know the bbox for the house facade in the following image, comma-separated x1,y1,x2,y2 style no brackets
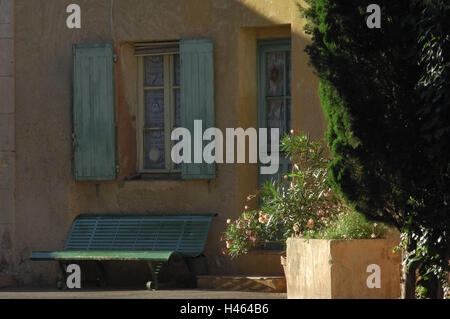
0,0,326,286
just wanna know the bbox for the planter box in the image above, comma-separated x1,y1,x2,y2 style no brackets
286,238,401,299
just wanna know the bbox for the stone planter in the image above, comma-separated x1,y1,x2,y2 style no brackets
286,238,401,299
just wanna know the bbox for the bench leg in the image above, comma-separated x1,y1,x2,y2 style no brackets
95,261,108,287
147,261,164,290
57,262,68,290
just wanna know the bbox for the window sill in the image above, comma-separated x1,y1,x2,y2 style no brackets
124,173,182,182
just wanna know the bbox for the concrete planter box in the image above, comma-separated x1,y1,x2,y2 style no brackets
286,238,401,299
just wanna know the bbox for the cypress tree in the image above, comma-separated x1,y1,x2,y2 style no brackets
300,0,449,298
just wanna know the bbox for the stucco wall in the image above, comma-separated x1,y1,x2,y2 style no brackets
0,0,15,286
12,0,325,285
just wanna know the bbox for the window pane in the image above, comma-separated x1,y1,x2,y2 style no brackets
286,99,291,135
174,54,180,86
266,52,284,97
144,130,165,169
267,99,283,146
144,90,164,128
174,89,181,127
173,145,182,171
287,52,291,96
267,99,283,130
144,56,164,87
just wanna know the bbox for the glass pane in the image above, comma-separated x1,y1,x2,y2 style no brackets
144,56,164,87
173,146,182,170
287,52,291,96
266,52,284,97
144,130,165,169
267,99,283,146
267,99,283,130
144,90,164,128
286,99,291,134
174,89,181,127
174,54,180,86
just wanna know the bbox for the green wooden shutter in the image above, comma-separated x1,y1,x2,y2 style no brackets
180,39,216,179
73,43,116,181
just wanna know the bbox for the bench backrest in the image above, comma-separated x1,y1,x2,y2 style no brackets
64,215,214,255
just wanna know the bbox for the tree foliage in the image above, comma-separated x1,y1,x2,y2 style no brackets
300,0,449,298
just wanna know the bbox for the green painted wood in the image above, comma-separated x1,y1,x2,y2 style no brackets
180,39,216,180
30,250,175,261
63,215,214,254
257,39,292,187
30,215,214,261
73,43,116,181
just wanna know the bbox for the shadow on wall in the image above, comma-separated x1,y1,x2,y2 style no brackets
12,0,325,286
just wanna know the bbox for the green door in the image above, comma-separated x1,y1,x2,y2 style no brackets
258,39,292,187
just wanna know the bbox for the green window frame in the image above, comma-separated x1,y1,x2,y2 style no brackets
257,38,292,186
137,52,181,174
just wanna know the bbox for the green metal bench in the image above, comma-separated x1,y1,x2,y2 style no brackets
30,214,215,289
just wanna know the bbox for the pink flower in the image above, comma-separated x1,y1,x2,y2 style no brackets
296,232,304,238
249,236,257,247
244,205,249,210
293,224,300,232
371,233,377,239
307,218,315,229
316,210,325,216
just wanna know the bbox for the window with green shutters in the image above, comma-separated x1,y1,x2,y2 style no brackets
136,39,216,180
258,39,292,187
72,43,116,181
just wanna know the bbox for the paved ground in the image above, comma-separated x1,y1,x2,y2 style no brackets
0,288,287,299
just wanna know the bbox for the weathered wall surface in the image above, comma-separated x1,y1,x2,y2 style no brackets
0,0,15,287
286,239,401,299
12,0,326,285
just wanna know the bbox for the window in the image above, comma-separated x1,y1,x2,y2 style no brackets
258,39,292,185
135,39,216,179
137,45,181,173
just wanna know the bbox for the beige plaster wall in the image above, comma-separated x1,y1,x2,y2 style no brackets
0,0,15,286
12,0,326,285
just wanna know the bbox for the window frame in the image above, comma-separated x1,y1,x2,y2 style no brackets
137,53,181,174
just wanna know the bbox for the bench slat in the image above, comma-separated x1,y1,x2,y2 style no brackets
63,215,214,255
30,250,176,261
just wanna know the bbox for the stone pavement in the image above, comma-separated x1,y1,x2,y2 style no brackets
0,288,287,299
